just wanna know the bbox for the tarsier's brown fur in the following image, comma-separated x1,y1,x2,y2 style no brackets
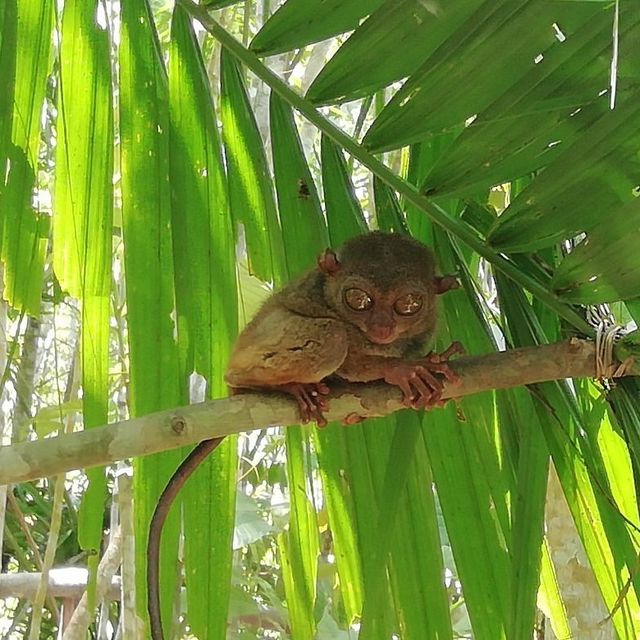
226,231,462,424
148,232,462,640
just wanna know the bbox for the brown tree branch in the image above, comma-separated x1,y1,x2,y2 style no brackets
0,338,634,485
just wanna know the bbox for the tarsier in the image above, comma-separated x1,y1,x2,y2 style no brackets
148,232,462,640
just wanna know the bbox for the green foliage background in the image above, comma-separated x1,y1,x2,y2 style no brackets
1,0,640,638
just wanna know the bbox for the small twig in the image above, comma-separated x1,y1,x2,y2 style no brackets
62,526,122,639
6,492,60,623
28,474,65,639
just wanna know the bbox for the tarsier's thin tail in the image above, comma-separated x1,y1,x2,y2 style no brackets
147,437,224,640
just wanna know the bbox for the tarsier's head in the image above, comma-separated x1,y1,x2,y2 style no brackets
319,232,458,345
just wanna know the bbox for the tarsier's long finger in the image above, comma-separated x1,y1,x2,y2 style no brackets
300,386,317,410
413,387,442,410
422,360,460,384
299,401,327,426
439,341,465,361
426,342,465,364
315,382,331,396
427,398,451,409
407,373,436,407
416,370,447,407
410,390,435,410
343,412,365,426
416,365,443,390
418,366,450,408
308,398,329,427
295,394,314,424
396,378,416,407
313,411,328,428
309,385,331,412
290,383,330,426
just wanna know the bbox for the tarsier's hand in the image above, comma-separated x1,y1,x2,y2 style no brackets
279,382,331,427
384,341,465,409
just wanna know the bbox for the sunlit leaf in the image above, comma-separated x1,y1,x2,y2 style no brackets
1,0,53,314
54,3,114,614
307,0,484,106
269,91,328,277
268,91,325,638
363,1,605,152
119,0,182,632
251,0,383,57
373,178,409,234
0,0,17,206
422,9,640,197
495,273,640,638
169,6,238,639
220,49,285,285
320,135,367,247
489,95,640,252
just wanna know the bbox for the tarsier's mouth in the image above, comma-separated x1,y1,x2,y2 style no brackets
367,326,397,345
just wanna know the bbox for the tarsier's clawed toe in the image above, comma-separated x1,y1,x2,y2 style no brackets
420,360,459,386
280,382,331,427
422,341,465,385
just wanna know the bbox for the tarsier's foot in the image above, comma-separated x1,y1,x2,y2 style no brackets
279,382,331,427
385,342,465,409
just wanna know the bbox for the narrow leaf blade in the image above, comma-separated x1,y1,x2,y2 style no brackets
119,0,182,631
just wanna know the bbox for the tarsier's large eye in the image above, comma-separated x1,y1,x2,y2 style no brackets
344,288,374,311
394,293,423,316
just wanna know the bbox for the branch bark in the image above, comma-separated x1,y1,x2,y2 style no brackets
0,339,633,484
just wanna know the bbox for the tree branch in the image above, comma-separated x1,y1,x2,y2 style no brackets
0,568,121,601
0,339,634,485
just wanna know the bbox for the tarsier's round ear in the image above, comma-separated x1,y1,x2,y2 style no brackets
434,274,460,295
317,249,341,275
